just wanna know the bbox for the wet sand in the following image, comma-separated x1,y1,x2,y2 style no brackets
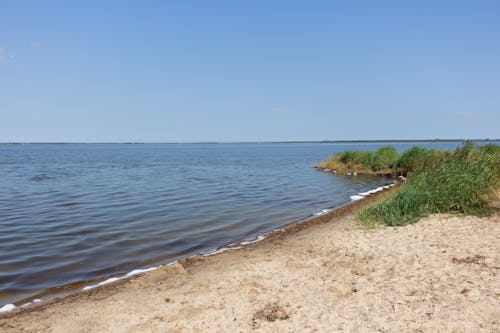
1,192,499,332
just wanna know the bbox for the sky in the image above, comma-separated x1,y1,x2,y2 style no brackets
1,1,499,142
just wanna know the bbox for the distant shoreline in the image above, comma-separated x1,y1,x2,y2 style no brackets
1,139,499,145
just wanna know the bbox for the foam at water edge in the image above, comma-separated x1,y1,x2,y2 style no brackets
82,266,159,291
0,303,15,313
126,267,157,277
350,182,396,202
202,234,268,257
82,277,121,291
16,298,42,310
313,208,334,216
350,194,365,201
4,267,161,311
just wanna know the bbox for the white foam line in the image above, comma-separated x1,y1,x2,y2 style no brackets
350,182,397,202
0,303,16,313
126,267,157,277
82,277,122,291
9,265,161,309
82,266,158,291
350,195,365,201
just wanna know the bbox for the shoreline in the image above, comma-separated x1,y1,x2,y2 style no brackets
0,181,398,317
0,185,498,332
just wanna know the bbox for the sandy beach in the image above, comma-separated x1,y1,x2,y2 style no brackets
1,193,499,333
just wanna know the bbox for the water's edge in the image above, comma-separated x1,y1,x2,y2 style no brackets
0,179,397,315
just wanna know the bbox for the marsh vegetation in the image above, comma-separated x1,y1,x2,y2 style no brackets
318,143,500,226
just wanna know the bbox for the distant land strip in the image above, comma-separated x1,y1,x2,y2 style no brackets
0,139,499,145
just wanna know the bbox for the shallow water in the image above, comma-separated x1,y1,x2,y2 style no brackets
0,141,476,305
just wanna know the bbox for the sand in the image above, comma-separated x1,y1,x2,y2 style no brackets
1,196,499,332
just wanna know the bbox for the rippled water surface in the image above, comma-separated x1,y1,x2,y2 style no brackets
0,142,473,305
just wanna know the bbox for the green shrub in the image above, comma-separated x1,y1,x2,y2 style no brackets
339,150,373,169
371,147,399,171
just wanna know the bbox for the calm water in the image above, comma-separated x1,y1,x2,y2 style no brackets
0,142,472,305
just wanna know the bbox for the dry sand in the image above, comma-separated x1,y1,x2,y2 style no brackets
1,196,499,332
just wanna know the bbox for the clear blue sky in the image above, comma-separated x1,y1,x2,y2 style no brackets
1,1,499,142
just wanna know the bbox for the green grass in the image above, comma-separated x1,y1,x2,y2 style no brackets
395,146,449,175
316,146,399,173
357,144,500,226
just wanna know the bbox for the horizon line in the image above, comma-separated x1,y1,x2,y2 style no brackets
1,138,499,145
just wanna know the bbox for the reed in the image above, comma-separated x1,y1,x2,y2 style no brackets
316,146,398,174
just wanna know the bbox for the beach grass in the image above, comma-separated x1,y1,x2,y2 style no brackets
316,146,399,174
357,143,500,226
395,146,450,175
317,143,500,226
